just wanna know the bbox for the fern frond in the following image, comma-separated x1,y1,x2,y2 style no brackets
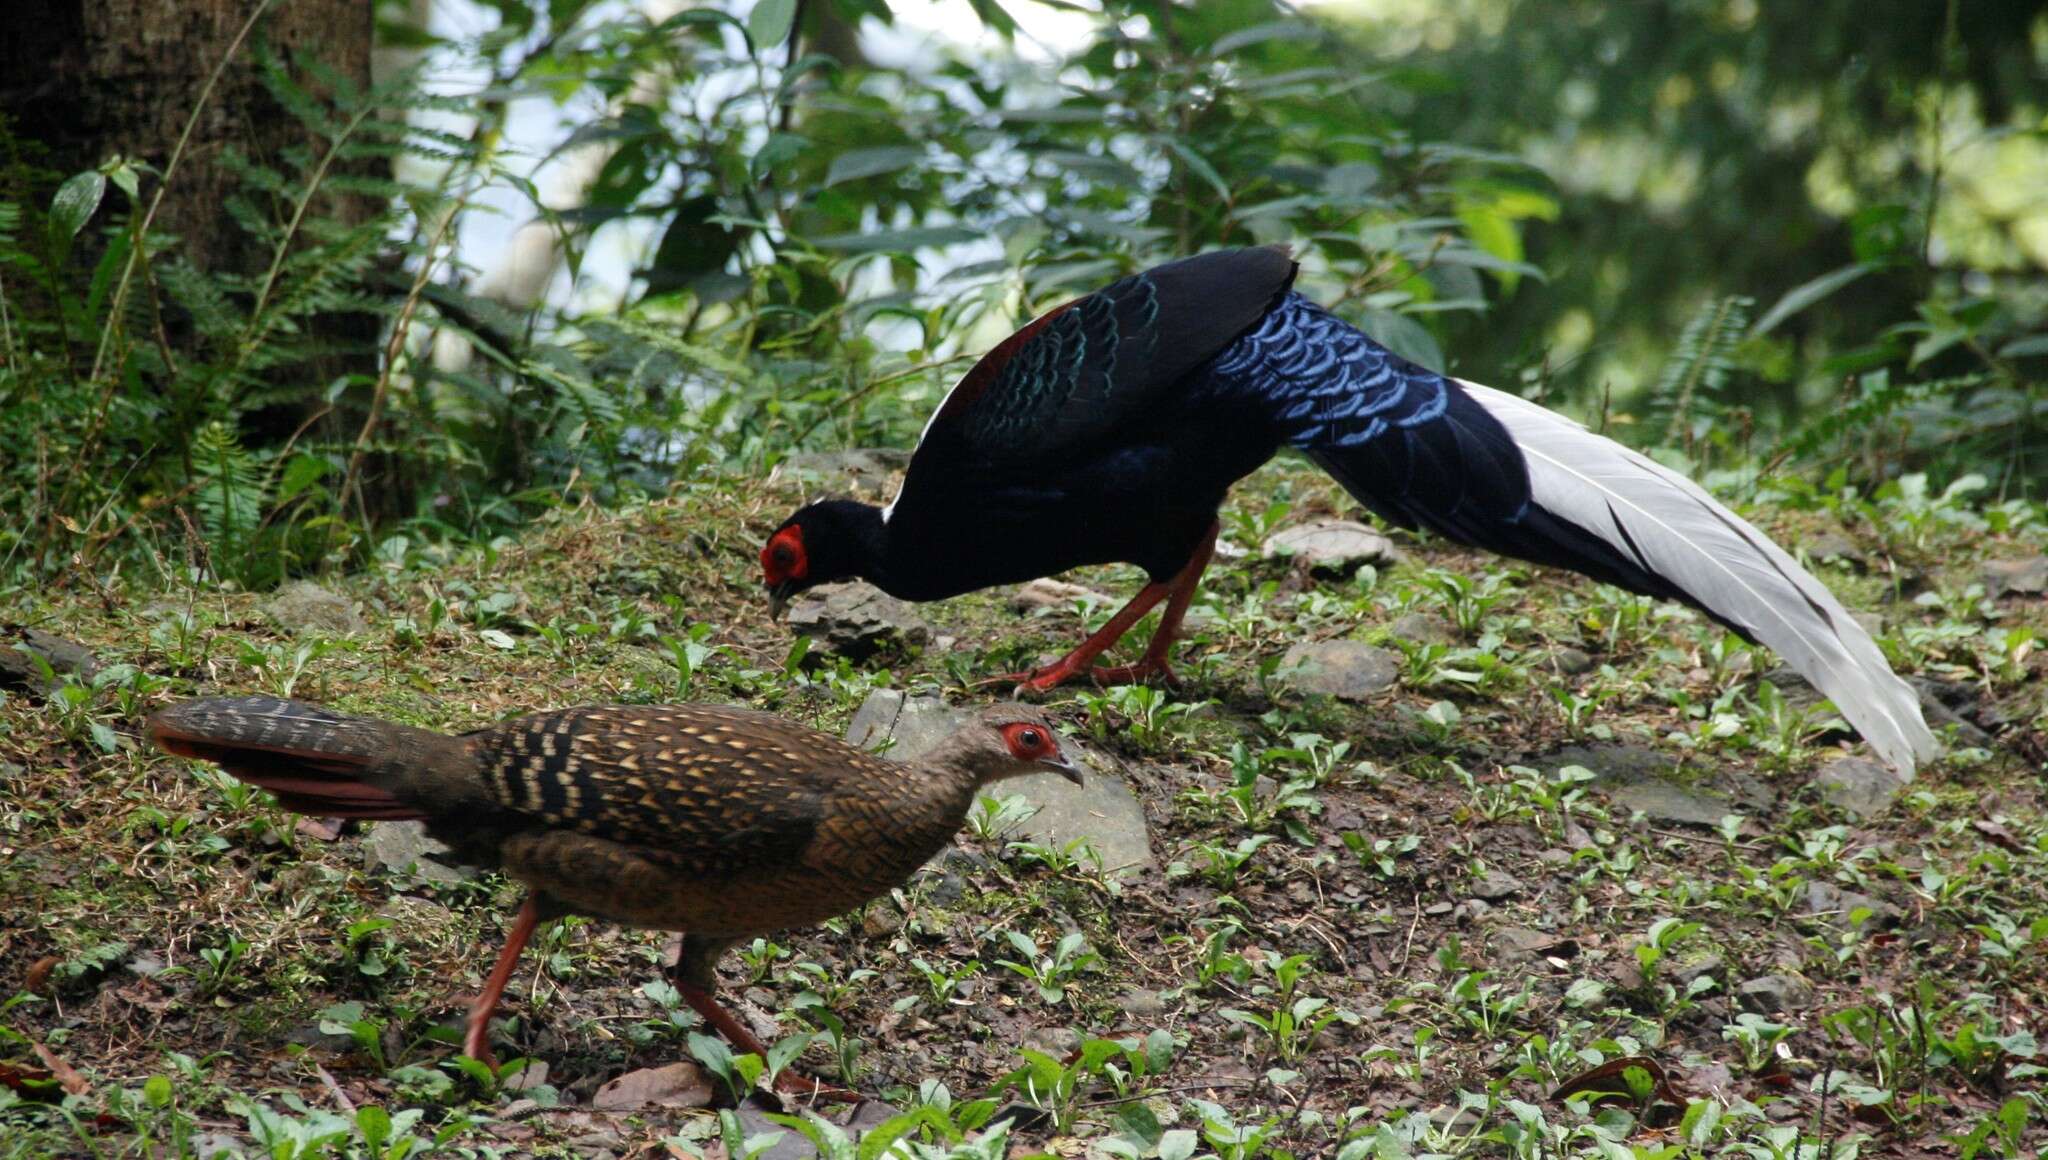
1655,294,1753,447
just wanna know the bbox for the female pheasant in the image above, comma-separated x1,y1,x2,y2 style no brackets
761,247,1936,774
147,695,1080,1097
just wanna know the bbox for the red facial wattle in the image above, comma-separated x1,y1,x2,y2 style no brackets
761,525,807,588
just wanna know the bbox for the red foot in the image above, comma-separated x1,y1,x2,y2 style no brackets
979,657,1180,695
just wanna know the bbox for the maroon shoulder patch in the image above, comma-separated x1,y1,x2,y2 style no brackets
925,296,1084,433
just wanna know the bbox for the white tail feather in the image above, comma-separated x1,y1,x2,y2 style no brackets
1460,379,1938,775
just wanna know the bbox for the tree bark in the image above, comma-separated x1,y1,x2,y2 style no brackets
1,0,375,278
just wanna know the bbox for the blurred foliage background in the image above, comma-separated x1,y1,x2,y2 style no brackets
1,0,2043,588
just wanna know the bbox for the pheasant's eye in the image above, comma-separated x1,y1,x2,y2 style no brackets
1000,722,1050,758
772,545,794,566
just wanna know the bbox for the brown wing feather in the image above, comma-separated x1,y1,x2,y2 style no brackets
464,703,902,875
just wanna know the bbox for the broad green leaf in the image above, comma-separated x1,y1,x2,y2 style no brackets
825,145,925,187
1210,21,1319,55
50,171,106,240
1751,262,1879,338
1997,333,2048,358
747,0,797,50
810,226,982,254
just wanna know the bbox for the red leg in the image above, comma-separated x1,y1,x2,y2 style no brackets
675,980,861,1104
463,895,542,1067
990,522,1220,693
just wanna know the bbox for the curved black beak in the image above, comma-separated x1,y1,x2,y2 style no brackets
767,581,796,622
1040,752,1085,786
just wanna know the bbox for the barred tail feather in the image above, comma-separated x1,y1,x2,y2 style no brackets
148,696,428,820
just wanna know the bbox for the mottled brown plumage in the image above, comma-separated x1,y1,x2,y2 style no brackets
146,695,1080,1098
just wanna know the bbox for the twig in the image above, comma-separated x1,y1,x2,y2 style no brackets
312,1062,356,1114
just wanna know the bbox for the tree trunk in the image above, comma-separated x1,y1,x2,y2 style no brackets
0,0,409,524
0,0,375,281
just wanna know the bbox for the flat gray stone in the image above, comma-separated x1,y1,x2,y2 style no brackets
361,821,469,884
1815,756,1907,818
1541,743,1739,829
1606,779,1735,829
264,580,368,636
1548,647,1595,676
787,582,930,661
1262,519,1396,573
735,1100,906,1160
1386,612,1455,645
1737,973,1814,1014
1983,556,2048,597
1805,881,1899,927
846,691,1153,874
1277,640,1399,700
1805,531,1863,566
1469,870,1522,901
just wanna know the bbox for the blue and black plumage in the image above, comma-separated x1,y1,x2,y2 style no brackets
762,247,1937,774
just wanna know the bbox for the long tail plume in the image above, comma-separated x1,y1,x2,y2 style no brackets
1458,381,1936,773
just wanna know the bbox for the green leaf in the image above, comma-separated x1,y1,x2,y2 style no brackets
825,145,925,187
143,1075,173,1108
809,226,982,254
1210,21,1319,55
1165,139,1230,201
276,454,333,505
1751,262,1879,338
1997,333,2048,358
355,1105,391,1149
750,132,810,179
747,0,797,50
49,170,107,244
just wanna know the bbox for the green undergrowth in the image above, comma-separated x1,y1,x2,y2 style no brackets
1,462,2045,1159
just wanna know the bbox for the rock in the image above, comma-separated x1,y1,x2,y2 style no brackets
1814,756,1907,819
503,1060,550,1092
780,448,909,498
847,691,1154,874
1607,779,1735,829
0,628,103,691
191,1132,247,1158
1010,578,1111,613
264,580,368,636
1276,640,1399,700
1804,531,1863,567
1469,869,1521,901
1262,519,1396,573
1737,973,1814,1014
786,582,930,661
1385,612,1455,646
734,1100,907,1160
591,1061,713,1111
860,903,904,939
1548,646,1595,676
1491,927,1564,962
1804,882,1899,927
1118,988,1167,1017
1023,1026,1082,1056
1983,556,2048,597
1670,952,1725,988
361,821,470,884
1545,744,1737,829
